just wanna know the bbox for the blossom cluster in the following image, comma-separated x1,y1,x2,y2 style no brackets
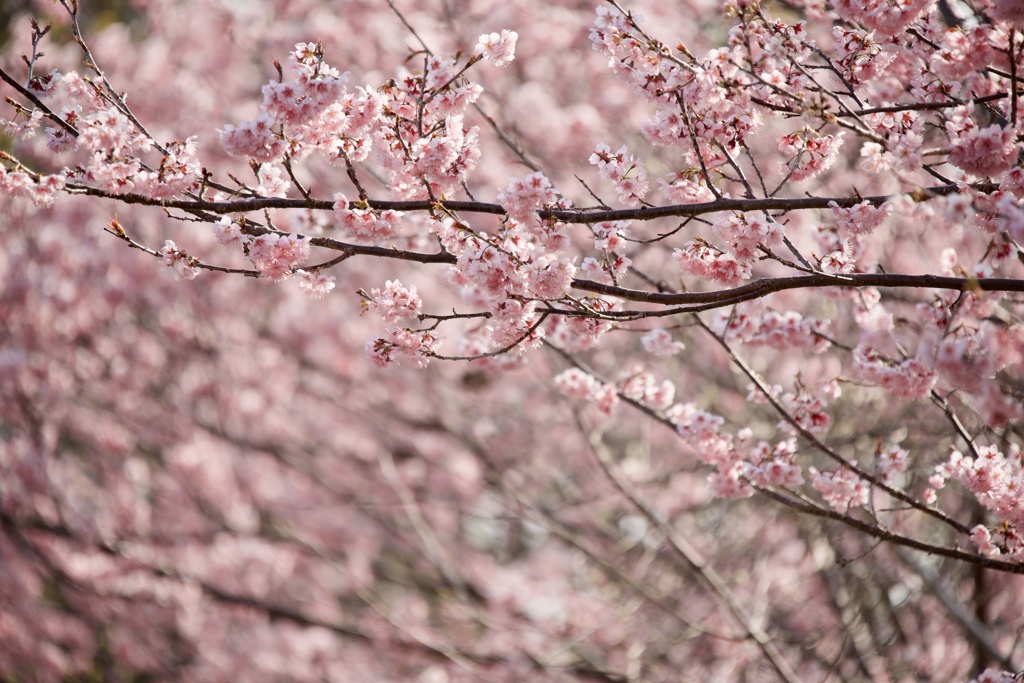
332,197,404,243
832,0,933,37
671,402,808,499
581,247,631,286
362,280,423,325
0,166,65,208
778,128,845,183
946,106,1021,178
937,446,1024,560
8,69,203,197
589,143,649,206
554,367,619,416
808,465,870,513
850,345,938,400
674,210,789,286
474,30,518,68
714,301,832,354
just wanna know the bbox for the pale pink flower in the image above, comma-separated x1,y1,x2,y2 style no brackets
947,122,1018,178
851,345,938,398
487,299,543,350
592,221,629,251
969,670,1018,683
778,129,845,182
525,256,575,299
59,70,105,109
475,30,518,67
79,106,136,154
710,212,781,262
295,270,336,299
931,26,994,80
831,27,893,84
497,172,559,225
819,242,855,274
717,302,831,354
333,195,403,243
547,303,615,352
27,68,62,97
212,217,244,248
891,130,924,172
365,328,440,369
859,142,891,173
365,280,422,324
640,329,685,357
46,112,80,153
833,0,933,36
248,233,311,280
829,200,892,237
616,365,675,410
590,144,649,206
659,174,715,204
160,240,200,281
757,454,805,489
673,405,726,444
876,445,909,484
553,366,620,417
580,254,630,284
593,384,619,416
781,388,832,435
2,109,44,140
256,164,291,198
969,525,1001,557
947,445,1024,526
707,460,756,499
30,174,65,208
1,170,33,198
673,241,752,286
809,466,870,513
555,368,602,400
219,112,284,162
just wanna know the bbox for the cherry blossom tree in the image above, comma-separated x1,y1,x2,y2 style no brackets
2,0,1023,681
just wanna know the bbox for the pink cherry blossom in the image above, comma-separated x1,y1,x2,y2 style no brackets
475,30,518,67
363,280,423,324
589,143,649,206
809,466,870,513
496,171,559,225
778,128,845,183
295,270,336,299
947,122,1019,178
833,0,933,36
247,233,311,280
640,328,685,357
219,113,285,162
159,240,200,281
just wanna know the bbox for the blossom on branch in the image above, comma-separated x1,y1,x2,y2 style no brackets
475,30,518,67
159,240,200,281
247,233,311,280
295,270,336,299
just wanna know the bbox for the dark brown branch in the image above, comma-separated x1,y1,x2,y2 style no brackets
65,180,980,224
756,487,1024,574
572,273,1024,307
